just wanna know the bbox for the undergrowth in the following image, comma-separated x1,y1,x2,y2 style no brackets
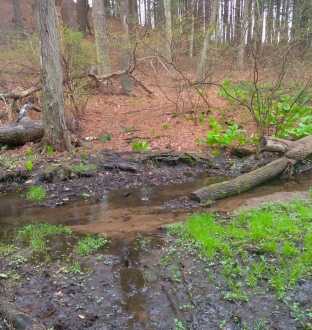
166,198,312,304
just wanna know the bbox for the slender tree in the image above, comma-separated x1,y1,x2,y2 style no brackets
59,0,77,30
120,0,132,93
76,0,88,36
164,0,173,60
12,0,23,30
93,0,111,74
238,0,250,69
35,0,72,151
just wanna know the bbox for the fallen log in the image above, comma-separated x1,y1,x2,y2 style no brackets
0,298,46,330
0,116,81,147
191,135,312,203
0,118,44,146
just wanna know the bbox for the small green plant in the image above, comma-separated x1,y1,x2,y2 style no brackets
199,113,205,122
99,134,111,143
25,149,32,157
46,146,54,155
120,126,134,132
81,149,87,161
173,318,185,330
25,160,33,171
26,186,46,201
77,234,108,256
0,145,8,151
72,148,76,157
204,116,247,148
163,123,169,129
131,140,150,152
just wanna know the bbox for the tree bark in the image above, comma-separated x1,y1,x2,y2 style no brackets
190,135,312,203
35,0,72,152
0,119,43,146
0,298,46,330
12,0,23,30
93,0,111,74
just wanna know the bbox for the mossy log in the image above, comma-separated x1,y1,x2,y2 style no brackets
190,135,312,203
0,299,46,330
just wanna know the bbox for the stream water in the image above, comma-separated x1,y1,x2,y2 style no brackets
1,174,312,237
1,175,312,329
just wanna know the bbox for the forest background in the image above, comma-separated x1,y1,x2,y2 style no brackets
0,0,311,154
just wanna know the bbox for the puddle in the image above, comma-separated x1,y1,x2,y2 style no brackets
0,173,312,237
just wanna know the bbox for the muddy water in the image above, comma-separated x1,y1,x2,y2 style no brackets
1,175,312,329
1,174,312,237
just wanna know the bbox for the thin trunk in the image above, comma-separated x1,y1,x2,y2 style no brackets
189,0,195,58
60,0,76,30
164,0,172,60
120,0,132,93
76,0,87,36
92,0,111,74
12,0,23,30
238,0,250,70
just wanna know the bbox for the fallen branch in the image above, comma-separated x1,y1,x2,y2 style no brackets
0,85,42,101
0,298,46,330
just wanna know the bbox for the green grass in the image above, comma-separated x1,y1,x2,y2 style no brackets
168,199,312,300
26,186,46,201
16,223,72,252
77,234,108,256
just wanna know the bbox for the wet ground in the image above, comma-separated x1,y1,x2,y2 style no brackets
0,150,312,329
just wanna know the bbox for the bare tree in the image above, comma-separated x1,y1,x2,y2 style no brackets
59,0,77,30
35,0,72,151
120,0,132,93
76,0,88,36
93,0,111,74
12,0,23,30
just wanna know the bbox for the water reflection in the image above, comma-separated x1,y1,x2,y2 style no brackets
0,173,311,237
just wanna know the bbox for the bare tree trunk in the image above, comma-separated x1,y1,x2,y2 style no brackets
93,0,111,74
196,0,219,82
12,0,23,30
164,0,172,60
120,0,132,93
76,0,87,36
35,0,72,152
59,0,77,30
237,0,250,70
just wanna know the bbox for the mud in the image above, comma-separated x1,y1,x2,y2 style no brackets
0,150,312,329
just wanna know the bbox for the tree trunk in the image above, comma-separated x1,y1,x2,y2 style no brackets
0,298,46,330
93,0,111,74
0,119,44,146
164,0,172,60
76,0,87,36
59,0,77,30
12,0,23,30
190,135,312,203
237,0,250,70
35,0,72,152
120,0,132,93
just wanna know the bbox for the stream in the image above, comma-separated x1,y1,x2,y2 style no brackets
0,174,312,329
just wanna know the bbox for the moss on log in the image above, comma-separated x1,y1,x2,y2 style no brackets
191,135,312,203
190,157,290,202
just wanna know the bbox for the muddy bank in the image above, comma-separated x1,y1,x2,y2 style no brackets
1,230,311,330
1,148,312,209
